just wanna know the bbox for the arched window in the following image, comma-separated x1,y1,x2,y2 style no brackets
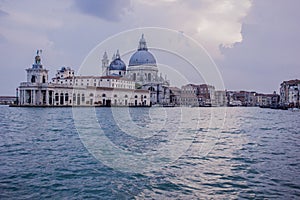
77,94,80,105
148,73,151,81
65,93,69,101
60,93,64,105
82,94,85,102
73,93,76,103
133,73,136,81
134,95,138,98
114,94,117,98
102,93,106,97
42,76,46,83
125,95,128,98
55,93,59,101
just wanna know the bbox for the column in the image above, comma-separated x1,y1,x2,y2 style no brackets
19,90,24,105
46,90,49,105
23,90,26,105
19,90,22,105
38,90,42,105
31,90,33,105
32,89,36,105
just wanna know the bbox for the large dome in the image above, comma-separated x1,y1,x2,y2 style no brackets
128,34,157,67
109,58,126,71
129,50,156,66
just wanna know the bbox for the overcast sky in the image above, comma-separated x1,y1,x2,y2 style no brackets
0,0,299,95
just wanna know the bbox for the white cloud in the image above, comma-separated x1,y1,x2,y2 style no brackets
128,0,252,58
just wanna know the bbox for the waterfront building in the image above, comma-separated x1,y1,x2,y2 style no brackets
280,79,300,108
215,90,227,106
18,50,150,107
180,84,216,107
198,84,216,106
226,91,257,106
180,84,199,107
169,87,181,106
0,96,16,105
126,34,170,105
101,34,170,106
256,92,279,108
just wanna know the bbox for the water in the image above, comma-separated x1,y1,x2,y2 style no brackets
0,106,299,199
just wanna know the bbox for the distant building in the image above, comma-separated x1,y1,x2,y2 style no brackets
198,84,215,106
256,92,279,108
169,87,181,106
280,79,300,108
215,90,227,106
226,91,257,106
180,84,199,107
180,84,216,107
0,96,16,105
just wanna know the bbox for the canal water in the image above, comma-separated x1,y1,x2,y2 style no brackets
0,106,299,199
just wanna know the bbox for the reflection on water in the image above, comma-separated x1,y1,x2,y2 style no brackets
0,106,299,199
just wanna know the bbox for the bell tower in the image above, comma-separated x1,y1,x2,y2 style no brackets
102,51,109,76
26,50,49,84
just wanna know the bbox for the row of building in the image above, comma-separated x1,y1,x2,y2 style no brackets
15,35,299,108
175,79,299,108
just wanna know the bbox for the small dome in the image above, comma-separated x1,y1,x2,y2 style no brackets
60,67,66,72
129,50,156,66
109,58,126,71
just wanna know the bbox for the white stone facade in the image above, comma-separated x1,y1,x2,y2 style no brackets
18,52,150,107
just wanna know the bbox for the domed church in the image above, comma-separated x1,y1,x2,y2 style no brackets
102,34,170,105
127,34,158,84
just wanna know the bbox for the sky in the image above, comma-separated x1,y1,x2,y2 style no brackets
0,0,299,95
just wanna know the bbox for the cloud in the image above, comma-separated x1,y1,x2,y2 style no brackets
218,0,300,92
73,0,132,21
129,0,252,58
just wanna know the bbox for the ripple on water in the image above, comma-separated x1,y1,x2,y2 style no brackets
0,106,299,199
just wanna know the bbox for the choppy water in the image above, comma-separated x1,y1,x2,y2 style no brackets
0,105,299,199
